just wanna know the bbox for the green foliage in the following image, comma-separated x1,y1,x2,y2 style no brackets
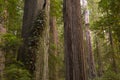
7,0,23,32
50,0,62,17
93,70,120,80
99,0,120,14
0,0,23,35
0,33,21,51
28,10,46,49
4,64,32,80
89,0,120,79
0,33,22,65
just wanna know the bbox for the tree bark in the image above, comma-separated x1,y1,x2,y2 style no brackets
108,27,117,73
63,0,87,80
49,16,58,80
18,0,50,80
0,50,5,80
85,24,96,79
95,35,102,77
0,24,6,80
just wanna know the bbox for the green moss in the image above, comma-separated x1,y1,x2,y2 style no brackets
28,10,47,49
23,10,47,74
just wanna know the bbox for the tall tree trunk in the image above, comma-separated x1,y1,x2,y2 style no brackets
0,50,4,80
18,0,50,80
49,16,58,80
95,35,102,77
85,24,96,79
63,0,87,80
108,27,117,73
0,12,7,80
0,33,5,80
49,16,58,56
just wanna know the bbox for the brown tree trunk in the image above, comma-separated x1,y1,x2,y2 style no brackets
0,24,6,80
49,16,58,80
0,50,5,80
0,48,5,80
108,27,117,73
18,0,50,80
63,0,87,80
49,16,58,55
0,2,8,79
95,35,102,77
85,24,96,79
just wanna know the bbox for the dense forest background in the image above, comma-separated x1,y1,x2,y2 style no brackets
0,0,120,80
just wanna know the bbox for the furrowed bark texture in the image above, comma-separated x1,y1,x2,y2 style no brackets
0,50,5,80
0,24,6,80
95,35,103,77
85,24,96,79
18,0,50,80
108,27,117,73
63,0,87,80
49,16,58,80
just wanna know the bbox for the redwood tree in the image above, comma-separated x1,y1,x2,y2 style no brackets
49,16,58,80
18,0,50,80
63,0,87,80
